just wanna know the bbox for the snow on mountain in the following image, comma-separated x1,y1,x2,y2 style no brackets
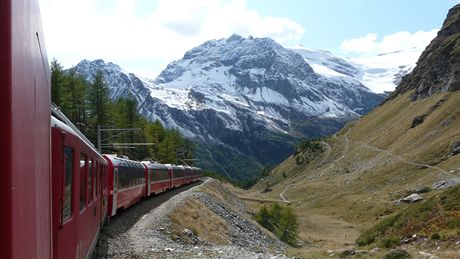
290,45,419,94
73,35,385,180
351,48,419,93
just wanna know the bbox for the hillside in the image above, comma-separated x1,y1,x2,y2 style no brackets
244,4,460,258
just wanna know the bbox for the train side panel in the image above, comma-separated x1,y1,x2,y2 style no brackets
51,122,107,259
0,0,52,258
105,155,146,217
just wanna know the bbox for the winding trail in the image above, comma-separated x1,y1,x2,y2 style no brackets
355,140,453,178
276,126,454,203
279,140,331,203
239,196,288,204
279,184,292,203
334,128,351,164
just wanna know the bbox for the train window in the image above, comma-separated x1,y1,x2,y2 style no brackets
88,158,93,204
79,154,87,212
63,146,73,221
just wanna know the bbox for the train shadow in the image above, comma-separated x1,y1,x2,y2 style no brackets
92,180,203,258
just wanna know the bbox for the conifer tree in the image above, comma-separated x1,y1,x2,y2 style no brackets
50,58,65,105
62,69,87,132
87,70,110,127
276,206,299,246
255,205,273,231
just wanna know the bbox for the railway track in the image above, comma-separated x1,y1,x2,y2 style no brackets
92,180,204,258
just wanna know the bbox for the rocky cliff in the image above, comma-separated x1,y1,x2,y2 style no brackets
391,4,460,101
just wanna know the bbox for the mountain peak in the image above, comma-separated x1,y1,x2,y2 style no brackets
227,33,245,42
156,34,314,85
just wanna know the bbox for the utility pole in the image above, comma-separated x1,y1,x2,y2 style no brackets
96,126,142,153
97,125,101,153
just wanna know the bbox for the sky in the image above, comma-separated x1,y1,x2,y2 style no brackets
39,0,458,81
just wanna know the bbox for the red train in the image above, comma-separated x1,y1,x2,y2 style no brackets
0,1,202,258
51,108,202,259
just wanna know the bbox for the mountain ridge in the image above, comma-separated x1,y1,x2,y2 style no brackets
73,35,386,180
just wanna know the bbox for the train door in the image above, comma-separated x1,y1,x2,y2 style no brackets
111,168,118,216
53,132,78,259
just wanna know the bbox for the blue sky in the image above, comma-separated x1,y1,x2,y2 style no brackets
247,0,455,53
39,0,458,78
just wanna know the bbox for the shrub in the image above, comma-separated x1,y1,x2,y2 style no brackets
380,237,400,248
431,233,441,240
383,249,412,259
255,203,299,246
447,218,460,229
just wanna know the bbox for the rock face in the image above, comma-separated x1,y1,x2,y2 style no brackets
73,35,385,180
390,4,460,101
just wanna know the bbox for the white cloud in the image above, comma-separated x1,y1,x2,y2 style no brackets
340,33,378,53
340,29,438,55
38,0,304,77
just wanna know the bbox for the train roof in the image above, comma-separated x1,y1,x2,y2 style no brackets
141,161,170,170
51,104,94,148
103,154,145,168
51,116,104,159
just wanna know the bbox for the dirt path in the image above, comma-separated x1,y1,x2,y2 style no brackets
355,140,453,178
279,184,292,203
279,140,332,203
334,128,351,164
239,196,287,204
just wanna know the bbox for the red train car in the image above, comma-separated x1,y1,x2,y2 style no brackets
105,155,147,217
171,165,203,187
0,0,52,258
189,166,203,183
51,108,108,259
143,162,172,196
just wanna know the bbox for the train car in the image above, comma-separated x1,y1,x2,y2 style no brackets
105,155,147,217
171,165,186,188
51,107,108,259
171,165,203,187
143,161,173,196
0,0,53,258
189,166,203,183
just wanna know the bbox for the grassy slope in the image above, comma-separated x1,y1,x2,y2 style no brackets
247,90,460,256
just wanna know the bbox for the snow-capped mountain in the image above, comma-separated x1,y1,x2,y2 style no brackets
290,46,419,94
73,34,384,180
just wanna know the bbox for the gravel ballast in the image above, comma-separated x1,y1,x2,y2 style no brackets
93,178,288,258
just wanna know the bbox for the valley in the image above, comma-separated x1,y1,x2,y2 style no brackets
237,89,460,257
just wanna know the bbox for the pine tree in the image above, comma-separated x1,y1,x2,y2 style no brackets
269,203,282,228
50,59,65,105
255,205,273,231
276,206,299,246
87,70,110,127
62,69,87,132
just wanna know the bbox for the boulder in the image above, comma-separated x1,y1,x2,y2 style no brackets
432,178,460,190
402,193,424,203
451,140,460,156
411,115,426,128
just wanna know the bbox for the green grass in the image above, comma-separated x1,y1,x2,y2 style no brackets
357,185,460,247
